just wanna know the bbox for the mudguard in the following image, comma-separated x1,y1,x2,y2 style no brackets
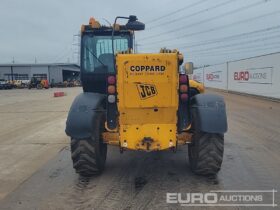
65,92,106,140
191,94,227,134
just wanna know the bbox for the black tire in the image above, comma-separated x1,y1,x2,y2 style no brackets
71,113,107,176
188,111,224,175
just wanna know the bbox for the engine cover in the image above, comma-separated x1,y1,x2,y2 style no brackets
116,53,179,151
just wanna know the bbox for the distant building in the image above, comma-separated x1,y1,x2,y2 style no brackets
0,63,80,83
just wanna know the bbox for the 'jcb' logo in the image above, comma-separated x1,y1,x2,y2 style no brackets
136,83,157,99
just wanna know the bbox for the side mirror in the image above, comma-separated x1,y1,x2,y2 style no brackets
126,15,145,31
184,62,193,74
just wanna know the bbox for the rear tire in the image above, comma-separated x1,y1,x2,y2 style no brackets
71,114,107,176
188,110,224,176
188,132,224,175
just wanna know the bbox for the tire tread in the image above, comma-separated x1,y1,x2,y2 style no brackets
189,133,224,175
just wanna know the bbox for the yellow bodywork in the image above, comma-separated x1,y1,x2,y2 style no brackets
102,53,203,151
116,53,179,151
189,80,205,93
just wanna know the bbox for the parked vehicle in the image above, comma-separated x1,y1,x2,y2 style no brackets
28,77,49,89
0,79,13,89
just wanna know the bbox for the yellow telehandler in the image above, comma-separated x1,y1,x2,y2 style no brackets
66,16,227,176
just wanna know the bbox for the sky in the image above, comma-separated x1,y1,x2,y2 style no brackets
0,0,280,66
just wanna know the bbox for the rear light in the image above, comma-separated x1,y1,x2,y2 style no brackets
180,84,188,93
180,93,188,101
108,85,116,94
108,95,116,103
107,75,117,104
107,76,116,85
179,74,187,83
179,74,189,102
107,75,117,129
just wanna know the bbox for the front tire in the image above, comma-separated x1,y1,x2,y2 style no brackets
188,132,224,175
71,114,107,176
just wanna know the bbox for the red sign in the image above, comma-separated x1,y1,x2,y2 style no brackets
233,68,272,84
205,71,222,82
234,71,249,81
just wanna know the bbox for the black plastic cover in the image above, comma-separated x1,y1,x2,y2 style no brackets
191,94,228,134
65,92,106,139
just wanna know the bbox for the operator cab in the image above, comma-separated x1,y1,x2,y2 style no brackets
81,29,132,93
80,16,144,94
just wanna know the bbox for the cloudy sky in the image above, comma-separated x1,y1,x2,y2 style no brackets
0,0,280,66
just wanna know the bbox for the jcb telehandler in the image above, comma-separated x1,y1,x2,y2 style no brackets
28,77,49,89
66,16,227,177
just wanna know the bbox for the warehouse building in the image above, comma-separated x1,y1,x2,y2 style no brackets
0,63,80,83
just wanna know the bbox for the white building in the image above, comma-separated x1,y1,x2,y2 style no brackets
0,63,80,83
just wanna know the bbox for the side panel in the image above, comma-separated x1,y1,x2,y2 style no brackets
191,94,227,134
65,92,106,139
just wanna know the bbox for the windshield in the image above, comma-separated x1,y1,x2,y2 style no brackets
82,34,130,73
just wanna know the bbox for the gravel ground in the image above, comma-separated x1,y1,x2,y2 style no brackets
0,88,279,210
